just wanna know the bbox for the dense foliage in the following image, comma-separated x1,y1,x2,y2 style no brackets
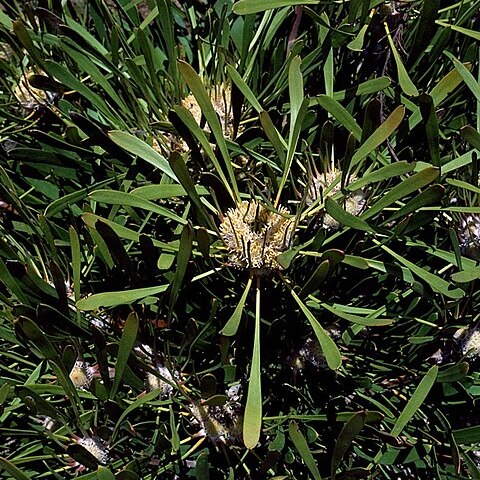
1,0,480,478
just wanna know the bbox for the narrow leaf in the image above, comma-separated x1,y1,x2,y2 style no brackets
111,312,139,398
351,106,405,167
291,290,342,370
289,422,323,480
77,285,168,310
390,365,438,437
108,131,177,181
243,282,262,449
221,276,253,336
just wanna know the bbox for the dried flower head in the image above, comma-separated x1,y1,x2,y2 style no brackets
220,200,294,271
146,364,176,398
76,436,109,466
306,168,365,231
69,361,95,390
190,392,244,445
458,214,480,259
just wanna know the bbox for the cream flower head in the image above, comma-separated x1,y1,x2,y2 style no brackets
76,436,109,466
182,84,237,138
69,360,95,390
219,200,294,271
458,214,480,259
14,69,49,113
460,328,480,358
306,167,365,231
146,364,176,398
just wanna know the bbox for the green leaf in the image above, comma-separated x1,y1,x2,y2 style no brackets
82,213,176,251
409,67,466,129
177,61,239,202
243,282,262,450
111,312,139,398
460,125,480,151
351,106,405,167
385,22,418,96
289,56,304,140
419,94,440,169
299,260,330,298
44,60,115,123
325,198,374,233
436,20,480,41
77,285,168,310
168,152,212,228
233,0,319,15
385,184,445,223
363,167,438,221
69,226,81,302
289,421,323,480
390,365,438,437
0,457,31,480
315,96,362,140
221,276,253,336
445,52,480,104
195,451,210,480
291,290,342,370
331,411,367,479
408,0,439,65
168,224,193,316
173,105,236,200
332,77,391,101
381,243,464,299
108,131,177,181
453,426,480,445
113,387,166,440
348,161,414,190
451,268,480,283
89,189,186,224
347,23,369,51
17,317,58,361
227,64,262,113
320,303,394,327
97,466,116,480
437,362,469,383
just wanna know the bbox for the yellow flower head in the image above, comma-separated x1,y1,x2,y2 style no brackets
220,200,294,271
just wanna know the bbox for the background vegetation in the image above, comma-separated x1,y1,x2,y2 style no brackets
1,0,480,478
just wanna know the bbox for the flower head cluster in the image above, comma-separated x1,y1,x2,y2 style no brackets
14,70,51,113
458,214,480,260
306,168,365,230
459,328,480,358
190,386,243,445
76,436,109,466
69,360,96,390
182,84,237,138
146,364,176,398
220,200,294,271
